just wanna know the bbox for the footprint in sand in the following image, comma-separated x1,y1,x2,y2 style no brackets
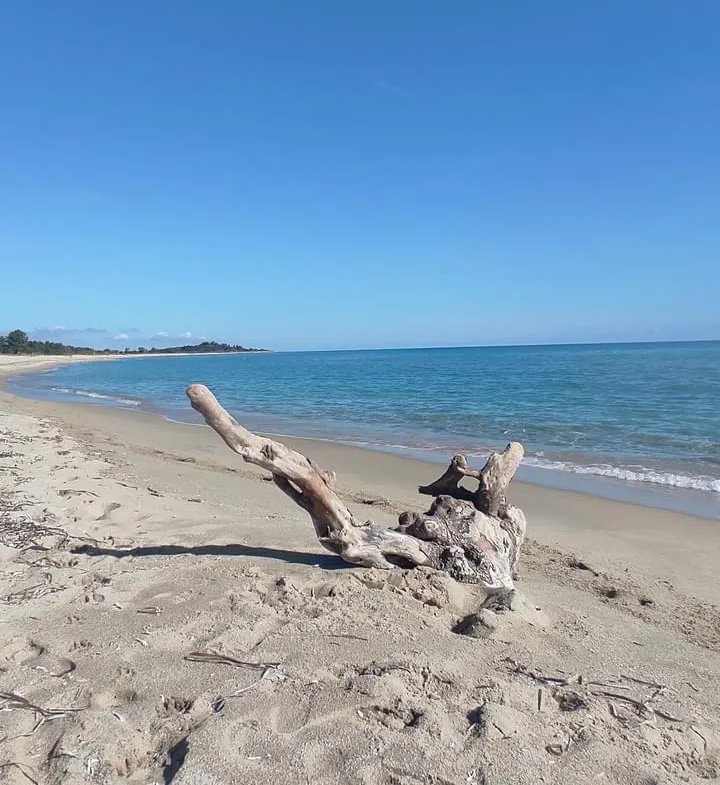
92,686,139,709
96,501,122,521
0,637,76,676
74,572,111,603
157,695,194,717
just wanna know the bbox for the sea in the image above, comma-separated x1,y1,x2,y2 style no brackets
7,342,720,519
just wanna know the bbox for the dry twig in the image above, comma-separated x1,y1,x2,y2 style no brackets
0,762,39,785
185,650,280,670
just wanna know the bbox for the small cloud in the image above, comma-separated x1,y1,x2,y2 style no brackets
47,325,66,332
199,335,207,341
113,333,129,341
119,327,140,334
152,331,169,339
178,331,192,340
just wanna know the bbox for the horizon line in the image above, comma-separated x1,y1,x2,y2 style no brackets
277,337,720,353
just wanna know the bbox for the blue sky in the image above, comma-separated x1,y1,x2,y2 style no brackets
1,1,718,351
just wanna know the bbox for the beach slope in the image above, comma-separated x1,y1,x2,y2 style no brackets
1,357,719,784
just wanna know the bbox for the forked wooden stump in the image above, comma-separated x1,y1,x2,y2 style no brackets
186,384,527,607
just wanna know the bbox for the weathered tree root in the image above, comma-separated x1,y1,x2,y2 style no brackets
186,384,527,604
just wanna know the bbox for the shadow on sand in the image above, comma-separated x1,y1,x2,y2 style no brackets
72,541,349,570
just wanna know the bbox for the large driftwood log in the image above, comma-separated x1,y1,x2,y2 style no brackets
186,384,527,605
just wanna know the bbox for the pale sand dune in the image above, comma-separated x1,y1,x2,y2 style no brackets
1,357,719,784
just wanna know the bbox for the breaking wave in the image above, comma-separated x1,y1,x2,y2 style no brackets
523,455,720,494
51,387,142,407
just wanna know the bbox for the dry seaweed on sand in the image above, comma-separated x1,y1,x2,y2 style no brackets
2,574,66,605
0,690,86,718
506,660,688,724
0,761,40,785
184,651,285,702
0,491,69,549
184,650,281,670
0,690,87,736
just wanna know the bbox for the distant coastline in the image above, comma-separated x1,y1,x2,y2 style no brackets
104,341,270,356
0,329,269,357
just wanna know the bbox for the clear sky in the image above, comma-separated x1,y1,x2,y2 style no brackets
1,1,719,351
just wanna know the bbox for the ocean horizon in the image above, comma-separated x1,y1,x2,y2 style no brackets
7,341,720,519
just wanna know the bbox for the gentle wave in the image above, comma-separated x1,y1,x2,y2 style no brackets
523,456,720,494
27,343,718,511
162,415,204,426
333,438,720,494
159,415,720,494
51,387,142,407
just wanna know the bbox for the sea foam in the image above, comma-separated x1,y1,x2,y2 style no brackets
51,387,141,407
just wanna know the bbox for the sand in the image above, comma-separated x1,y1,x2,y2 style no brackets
0,357,719,784
0,354,121,373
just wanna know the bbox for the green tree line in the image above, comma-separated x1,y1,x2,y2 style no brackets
0,330,105,355
0,330,267,355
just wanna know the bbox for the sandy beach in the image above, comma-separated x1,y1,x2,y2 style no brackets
0,355,121,374
1,357,719,784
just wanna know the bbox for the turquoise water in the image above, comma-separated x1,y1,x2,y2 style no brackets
7,342,720,516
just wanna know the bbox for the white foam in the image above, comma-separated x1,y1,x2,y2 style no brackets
47,387,719,496
162,416,204,427
522,456,720,494
51,387,141,407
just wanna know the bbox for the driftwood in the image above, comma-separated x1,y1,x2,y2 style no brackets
186,384,527,606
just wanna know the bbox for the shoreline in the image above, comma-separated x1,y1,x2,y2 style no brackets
2,354,718,520
2,377,720,599
2,367,720,603
1,356,720,782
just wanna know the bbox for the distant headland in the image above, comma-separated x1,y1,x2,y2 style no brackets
0,330,269,356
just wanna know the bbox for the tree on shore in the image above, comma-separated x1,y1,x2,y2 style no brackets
2,330,30,354
0,329,95,356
